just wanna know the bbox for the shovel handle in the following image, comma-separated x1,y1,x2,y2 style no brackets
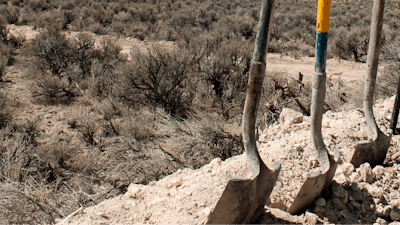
390,77,400,131
243,0,275,176
311,0,331,174
364,0,385,140
252,0,275,63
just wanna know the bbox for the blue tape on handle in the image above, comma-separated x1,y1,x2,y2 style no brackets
315,32,328,73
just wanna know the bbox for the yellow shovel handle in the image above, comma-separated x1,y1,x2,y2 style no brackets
316,0,331,32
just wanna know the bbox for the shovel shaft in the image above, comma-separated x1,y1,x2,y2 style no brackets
390,78,400,130
311,0,331,174
252,0,275,63
243,0,275,176
364,0,385,140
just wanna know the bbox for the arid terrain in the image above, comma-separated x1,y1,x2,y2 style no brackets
2,24,400,225
2,0,400,224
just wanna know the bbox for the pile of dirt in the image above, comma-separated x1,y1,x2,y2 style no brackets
58,95,400,224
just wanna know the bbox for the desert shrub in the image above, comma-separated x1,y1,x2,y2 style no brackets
0,5,19,24
119,44,194,117
116,108,158,141
29,29,75,76
377,64,400,100
88,58,119,99
71,32,95,77
378,31,400,100
30,74,75,105
194,37,252,118
159,109,243,169
0,92,11,128
35,9,67,31
331,26,370,62
0,43,11,81
29,29,123,102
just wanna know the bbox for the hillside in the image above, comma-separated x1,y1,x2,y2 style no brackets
58,96,400,224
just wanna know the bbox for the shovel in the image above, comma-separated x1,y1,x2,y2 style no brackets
390,77,400,133
206,0,281,223
350,0,392,169
287,0,340,214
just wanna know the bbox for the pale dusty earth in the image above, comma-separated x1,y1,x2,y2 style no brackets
4,25,400,224
57,96,400,225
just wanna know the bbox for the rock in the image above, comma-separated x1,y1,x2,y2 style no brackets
340,209,351,219
373,165,385,180
315,197,326,207
197,207,211,218
166,178,183,189
268,207,305,224
353,190,364,202
374,197,382,204
313,206,325,215
376,217,387,225
391,208,400,221
342,191,349,205
342,163,355,176
305,211,319,225
350,171,363,183
392,151,400,161
332,183,347,198
279,108,303,128
369,187,384,199
126,184,142,198
325,210,338,223
332,197,347,210
360,163,374,183
351,201,361,209
391,199,400,209
334,171,349,185
384,206,392,218
361,204,368,214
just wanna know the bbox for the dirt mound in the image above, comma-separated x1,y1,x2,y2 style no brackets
57,95,400,224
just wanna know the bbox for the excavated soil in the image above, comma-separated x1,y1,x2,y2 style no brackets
60,96,400,225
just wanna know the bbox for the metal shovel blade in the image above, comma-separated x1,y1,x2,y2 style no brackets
352,131,392,168
350,0,392,169
288,149,339,214
206,161,280,224
207,0,280,223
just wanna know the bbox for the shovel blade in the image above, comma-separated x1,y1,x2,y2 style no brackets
351,131,392,168
207,162,280,224
288,150,339,215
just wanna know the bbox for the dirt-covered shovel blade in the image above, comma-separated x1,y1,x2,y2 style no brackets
350,0,392,169
287,0,340,215
206,0,281,224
